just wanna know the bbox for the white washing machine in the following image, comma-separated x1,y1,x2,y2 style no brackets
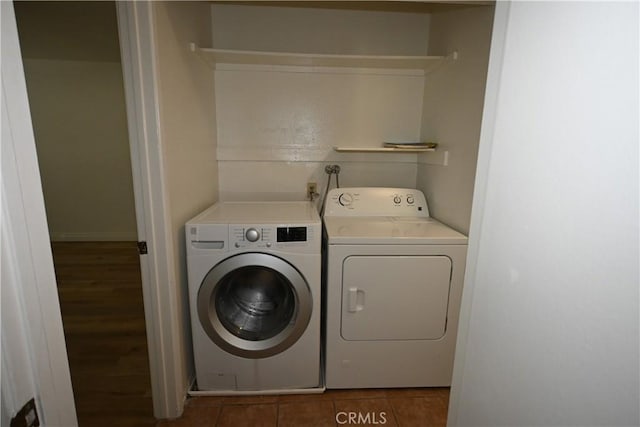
186,201,321,392
323,187,468,388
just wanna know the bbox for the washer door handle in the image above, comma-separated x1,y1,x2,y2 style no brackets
348,287,365,312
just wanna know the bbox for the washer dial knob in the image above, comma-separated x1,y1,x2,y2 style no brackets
245,228,260,242
406,195,415,204
393,196,402,204
338,193,354,207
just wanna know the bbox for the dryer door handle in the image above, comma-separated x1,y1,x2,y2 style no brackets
348,287,365,312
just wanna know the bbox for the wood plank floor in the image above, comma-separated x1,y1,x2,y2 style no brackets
52,241,155,427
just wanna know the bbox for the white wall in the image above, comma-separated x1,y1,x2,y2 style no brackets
215,67,423,200
417,5,494,234
211,4,430,200
1,397,9,426
153,0,219,397
450,2,639,426
15,2,137,241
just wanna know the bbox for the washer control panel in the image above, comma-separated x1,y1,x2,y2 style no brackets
324,187,429,217
230,224,316,250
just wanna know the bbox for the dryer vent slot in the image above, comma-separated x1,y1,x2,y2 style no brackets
192,241,225,250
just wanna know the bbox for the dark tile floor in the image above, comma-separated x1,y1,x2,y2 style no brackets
157,387,449,427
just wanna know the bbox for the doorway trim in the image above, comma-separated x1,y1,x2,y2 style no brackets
1,1,77,425
116,2,185,418
447,1,511,425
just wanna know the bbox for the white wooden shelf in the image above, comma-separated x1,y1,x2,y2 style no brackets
191,44,455,71
333,146,436,153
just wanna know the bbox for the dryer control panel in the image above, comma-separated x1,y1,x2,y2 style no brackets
324,187,429,217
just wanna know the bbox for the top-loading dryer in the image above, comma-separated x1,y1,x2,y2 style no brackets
323,187,468,388
186,201,321,392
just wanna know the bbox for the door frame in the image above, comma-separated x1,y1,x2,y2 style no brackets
115,1,185,419
1,1,77,425
3,1,185,420
447,1,510,424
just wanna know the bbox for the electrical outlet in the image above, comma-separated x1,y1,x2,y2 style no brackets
307,182,317,199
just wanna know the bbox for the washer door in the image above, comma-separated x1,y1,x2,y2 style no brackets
197,253,312,358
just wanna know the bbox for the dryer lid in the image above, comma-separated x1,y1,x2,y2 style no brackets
323,216,468,245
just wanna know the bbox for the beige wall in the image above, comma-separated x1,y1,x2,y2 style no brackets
153,1,218,391
15,1,137,241
417,6,494,234
211,3,431,55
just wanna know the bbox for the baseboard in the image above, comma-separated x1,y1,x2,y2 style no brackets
49,231,138,241
188,385,326,397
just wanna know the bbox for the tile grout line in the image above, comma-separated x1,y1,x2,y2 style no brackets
331,399,338,427
213,401,222,427
387,396,402,427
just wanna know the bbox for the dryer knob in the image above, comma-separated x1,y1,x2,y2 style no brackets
245,228,260,242
393,196,402,204
338,193,354,207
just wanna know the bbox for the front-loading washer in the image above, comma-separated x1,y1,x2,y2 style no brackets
323,188,468,388
186,201,321,392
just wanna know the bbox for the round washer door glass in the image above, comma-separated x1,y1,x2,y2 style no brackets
197,253,312,359
216,266,294,341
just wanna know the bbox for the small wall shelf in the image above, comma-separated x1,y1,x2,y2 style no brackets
333,146,436,153
191,44,456,72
